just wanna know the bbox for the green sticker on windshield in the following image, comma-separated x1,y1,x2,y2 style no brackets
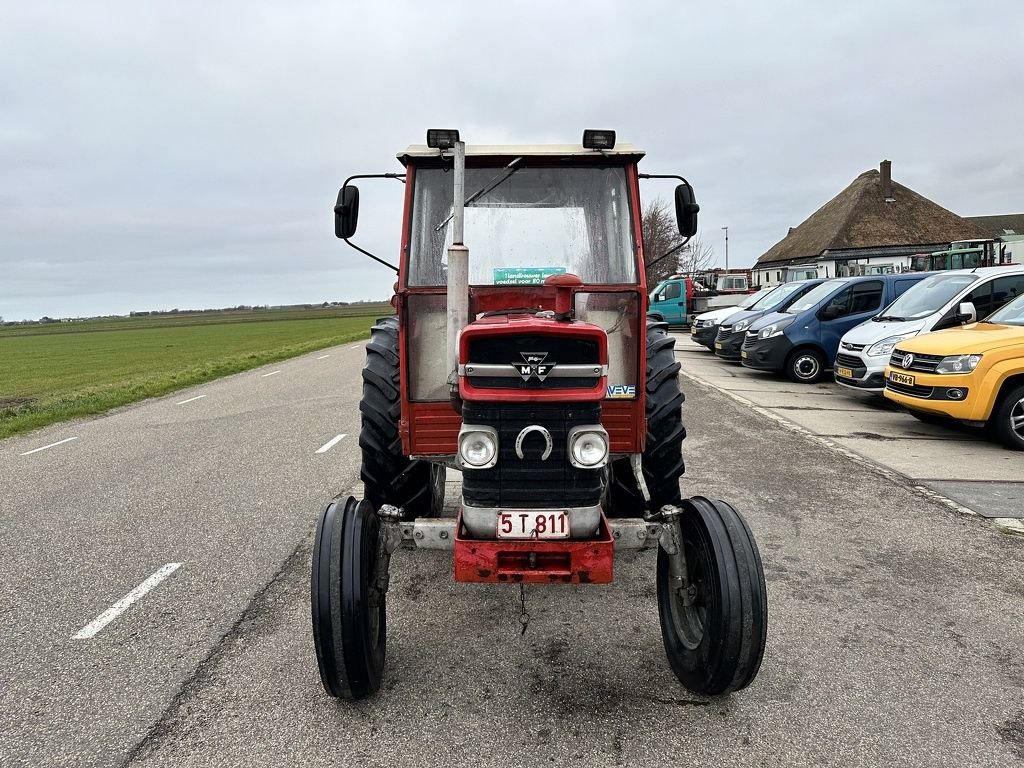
493,267,567,285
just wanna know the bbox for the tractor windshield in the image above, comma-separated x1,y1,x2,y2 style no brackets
407,165,637,286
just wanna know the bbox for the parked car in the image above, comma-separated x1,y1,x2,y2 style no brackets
883,293,1024,449
740,273,931,383
688,287,778,350
714,278,826,361
836,266,1024,392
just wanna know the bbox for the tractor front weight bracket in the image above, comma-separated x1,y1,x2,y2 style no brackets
373,505,405,603
654,504,694,608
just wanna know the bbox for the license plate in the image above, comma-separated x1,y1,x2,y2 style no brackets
889,371,915,386
497,511,570,539
836,366,853,378
714,342,723,349
741,350,747,359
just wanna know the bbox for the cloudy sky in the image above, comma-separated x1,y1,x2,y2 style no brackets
2,1,1022,320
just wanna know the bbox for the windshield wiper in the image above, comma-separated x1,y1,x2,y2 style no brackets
434,157,524,231
873,315,904,322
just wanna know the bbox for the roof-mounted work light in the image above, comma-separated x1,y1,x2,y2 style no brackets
582,129,616,150
427,129,461,150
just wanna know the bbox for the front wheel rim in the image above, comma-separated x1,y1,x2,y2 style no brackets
794,355,820,380
1010,398,1024,440
670,539,708,650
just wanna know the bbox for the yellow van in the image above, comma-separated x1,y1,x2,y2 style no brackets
883,294,1024,449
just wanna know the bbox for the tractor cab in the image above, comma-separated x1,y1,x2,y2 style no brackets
314,130,766,702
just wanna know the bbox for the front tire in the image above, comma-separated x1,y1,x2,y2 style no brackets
786,348,826,384
657,497,767,695
359,317,445,518
311,497,387,699
990,383,1024,450
609,319,686,516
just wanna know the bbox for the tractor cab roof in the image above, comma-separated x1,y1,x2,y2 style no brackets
398,143,645,166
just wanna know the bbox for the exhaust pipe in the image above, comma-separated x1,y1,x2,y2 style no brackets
447,140,469,388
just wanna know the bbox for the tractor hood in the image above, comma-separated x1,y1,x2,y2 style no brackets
458,314,610,403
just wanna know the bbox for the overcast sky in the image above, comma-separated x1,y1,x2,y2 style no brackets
2,1,1022,320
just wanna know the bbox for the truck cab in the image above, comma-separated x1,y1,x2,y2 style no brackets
650,270,756,329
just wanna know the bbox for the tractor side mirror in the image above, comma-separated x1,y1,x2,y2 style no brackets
334,186,360,239
957,301,977,324
674,184,699,237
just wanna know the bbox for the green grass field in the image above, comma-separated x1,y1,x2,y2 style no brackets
0,305,391,439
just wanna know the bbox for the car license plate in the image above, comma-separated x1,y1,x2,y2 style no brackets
714,342,722,349
741,350,747,359
497,511,570,539
836,366,853,378
889,371,915,386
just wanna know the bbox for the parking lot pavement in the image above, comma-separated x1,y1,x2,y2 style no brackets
674,333,1024,528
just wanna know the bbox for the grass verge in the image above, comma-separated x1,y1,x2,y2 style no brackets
0,307,388,440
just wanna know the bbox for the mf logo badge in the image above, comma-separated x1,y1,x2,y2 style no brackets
516,352,555,381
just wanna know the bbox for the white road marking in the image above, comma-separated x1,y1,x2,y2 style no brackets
316,354,330,360
261,370,281,378
176,395,206,405
72,563,182,640
315,434,347,454
350,344,361,350
19,437,78,456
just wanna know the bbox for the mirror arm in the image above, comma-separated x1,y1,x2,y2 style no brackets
344,239,399,273
639,172,690,185
338,172,405,272
342,172,405,187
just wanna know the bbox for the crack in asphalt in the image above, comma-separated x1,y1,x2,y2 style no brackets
117,533,315,767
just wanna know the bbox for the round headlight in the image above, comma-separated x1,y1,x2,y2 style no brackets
568,428,609,468
458,428,498,468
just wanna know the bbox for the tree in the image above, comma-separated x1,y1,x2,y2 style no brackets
641,199,714,286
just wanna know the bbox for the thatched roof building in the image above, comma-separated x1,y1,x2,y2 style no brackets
966,213,1024,239
755,161,986,270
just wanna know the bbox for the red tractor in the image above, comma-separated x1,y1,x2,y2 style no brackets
312,129,767,699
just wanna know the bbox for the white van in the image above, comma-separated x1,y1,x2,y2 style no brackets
834,266,1024,392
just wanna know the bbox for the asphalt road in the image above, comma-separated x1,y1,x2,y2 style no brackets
2,339,1024,767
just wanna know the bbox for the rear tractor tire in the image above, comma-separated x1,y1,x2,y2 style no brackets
359,317,445,519
608,318,686,517
657,497,767,695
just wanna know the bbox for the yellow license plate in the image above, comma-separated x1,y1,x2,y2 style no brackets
714,342,722,349
836,366,853,378
889,371,915,386
741,350,748,359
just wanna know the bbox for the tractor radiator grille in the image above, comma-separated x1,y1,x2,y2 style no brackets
465,334,601,390
461,402,603,509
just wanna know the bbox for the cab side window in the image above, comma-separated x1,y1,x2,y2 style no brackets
966,282,994,319
819,287,852,319
990,275,1024,315
661,282,681,300
850,281,883,314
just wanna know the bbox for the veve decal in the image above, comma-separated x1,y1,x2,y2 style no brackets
606,384,636,399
